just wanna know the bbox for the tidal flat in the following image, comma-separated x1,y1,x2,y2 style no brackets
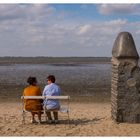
0,57,111,103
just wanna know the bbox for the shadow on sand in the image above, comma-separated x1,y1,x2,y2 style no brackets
39,117,104,125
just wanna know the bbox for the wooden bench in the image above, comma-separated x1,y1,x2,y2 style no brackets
21,95,70,124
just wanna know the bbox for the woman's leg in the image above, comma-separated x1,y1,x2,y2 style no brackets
53,111,58,120
46,111,52,120
38,111,42,123
31,112,36,122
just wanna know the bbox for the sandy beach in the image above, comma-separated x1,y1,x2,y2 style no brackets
0,101,140,136
0,58,139,136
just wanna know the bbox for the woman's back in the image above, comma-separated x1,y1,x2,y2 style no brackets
23,85,42,111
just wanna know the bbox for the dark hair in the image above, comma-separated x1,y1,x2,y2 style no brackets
27,76,37,85
47,75,55,83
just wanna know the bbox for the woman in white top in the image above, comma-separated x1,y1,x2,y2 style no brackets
42,75,61,123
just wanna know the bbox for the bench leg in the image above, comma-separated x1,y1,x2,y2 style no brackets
44,108,48,122
67,111,70,124
22,110,25,124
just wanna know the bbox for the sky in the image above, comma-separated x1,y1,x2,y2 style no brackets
0,4,140,57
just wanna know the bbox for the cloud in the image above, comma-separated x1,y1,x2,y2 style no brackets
0,4,55,22
98,4,140,15
0,4,140,57
0,4,25,20
77,24,91,35
0,16,132,56
135,30,140,34
75,19,127,38
104,19,127,25
25,4,55,20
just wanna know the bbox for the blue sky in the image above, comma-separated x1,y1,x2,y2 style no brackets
0,4,140,57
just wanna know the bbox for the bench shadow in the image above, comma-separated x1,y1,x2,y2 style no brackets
40,117,104,125
68,117,104,125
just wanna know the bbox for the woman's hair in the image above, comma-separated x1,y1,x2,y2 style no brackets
47,75,55,83
27,76,37,85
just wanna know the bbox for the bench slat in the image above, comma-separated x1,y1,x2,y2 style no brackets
21,96,70,100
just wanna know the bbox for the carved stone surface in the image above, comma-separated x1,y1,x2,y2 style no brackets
126,78,136,87
111,32,140,123
112,32,139,59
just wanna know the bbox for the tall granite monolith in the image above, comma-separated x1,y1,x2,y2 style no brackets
111,32,140,123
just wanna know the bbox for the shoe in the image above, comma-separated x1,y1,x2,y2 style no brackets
31,119,38,123
54,120,59,124
48,119,53,124
38,120,42,124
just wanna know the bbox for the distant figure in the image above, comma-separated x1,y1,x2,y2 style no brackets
42,75,61,123
23,76,43,123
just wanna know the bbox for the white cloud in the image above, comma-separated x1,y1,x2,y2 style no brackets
0,4,140,57
104,19,127,26
0,4,25,20
0,4,55,22
0,17,132,56
26,4,55,20
77,24,91,35
98,4,140,15
135,30,140,34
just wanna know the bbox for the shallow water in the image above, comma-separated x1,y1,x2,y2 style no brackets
0,63,111,97
0,63,111,85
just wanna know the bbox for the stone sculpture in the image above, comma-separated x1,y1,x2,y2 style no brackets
111,32,140,123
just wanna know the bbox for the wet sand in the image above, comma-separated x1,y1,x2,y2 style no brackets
0,57,111,65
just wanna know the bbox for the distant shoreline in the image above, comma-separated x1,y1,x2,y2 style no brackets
0,57,111,65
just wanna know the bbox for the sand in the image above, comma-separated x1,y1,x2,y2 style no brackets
0,101,140,136
0,58,139,136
